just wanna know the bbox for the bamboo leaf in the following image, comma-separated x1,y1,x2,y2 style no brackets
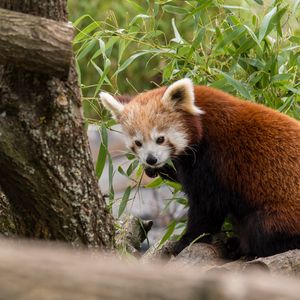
219,71,251,99
108,154,114,201
163,5,187,14
95,126,108,180
126,160,139,176
74,21,100,42
158,220,177,247
144,177,163,188
129,14,151,26
93,57,111,96
118,186,131,218
258,7,277,43
77,39,97,60
115,52,148,75
216,26,246,50
171,18,184,44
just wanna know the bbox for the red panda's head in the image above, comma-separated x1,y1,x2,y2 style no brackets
100,79,203,168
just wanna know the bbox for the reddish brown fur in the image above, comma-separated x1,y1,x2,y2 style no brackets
117,84,300,256
119,88,202,146
193,86,300,236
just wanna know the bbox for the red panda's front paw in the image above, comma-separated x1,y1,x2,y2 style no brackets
144,167,158,178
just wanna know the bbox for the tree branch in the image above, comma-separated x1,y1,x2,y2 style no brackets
0,8,73,78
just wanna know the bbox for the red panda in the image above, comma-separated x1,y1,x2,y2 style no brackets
100,78,300,257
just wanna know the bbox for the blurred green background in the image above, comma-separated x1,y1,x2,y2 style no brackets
68,0,300,120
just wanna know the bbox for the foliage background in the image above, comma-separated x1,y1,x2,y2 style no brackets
68,0,300,246
69,0,300,119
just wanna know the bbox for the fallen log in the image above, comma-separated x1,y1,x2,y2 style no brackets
141,234,300,277
0,239,299,300
0,8,73,78
219,249,300,277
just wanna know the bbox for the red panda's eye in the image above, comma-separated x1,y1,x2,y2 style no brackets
135,140,142,147
156,136,165,144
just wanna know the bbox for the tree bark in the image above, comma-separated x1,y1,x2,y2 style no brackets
0,8,73,78
219,250,300,277
0,239,299,300
0,0,114,248
0,187,16,236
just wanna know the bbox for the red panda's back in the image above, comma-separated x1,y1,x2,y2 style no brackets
194,86,300,235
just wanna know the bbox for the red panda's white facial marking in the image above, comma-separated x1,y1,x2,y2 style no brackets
100,79,203,167
122,128,179,167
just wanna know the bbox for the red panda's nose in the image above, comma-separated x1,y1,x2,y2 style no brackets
146,154,158,166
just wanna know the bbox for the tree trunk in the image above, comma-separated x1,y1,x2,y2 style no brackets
0,187,16,237
0,0,114,248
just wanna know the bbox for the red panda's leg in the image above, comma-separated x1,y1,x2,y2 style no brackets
173,198,227,255
238,211,300,257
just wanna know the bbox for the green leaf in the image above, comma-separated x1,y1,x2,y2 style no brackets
239,58,265,69
243,25,262,50
219,71,251,99
235,39,256,55
129,14,151,26
289,36,300,44
125,0,145,12
118,186,131,218
75,59,81,87
73,14,93,27
274,6,288,38
164,180,182,192
126,153,136,160
108,154,114,201
118,166,127,177
192,28,205,49
163,61,174,81
95,126,108,180
126,160,139,176
271,74,293,83
278,96,295,113
144,177,163,188
118,39,127,65
173,197,188,206
253,0,263,5
293,0,300,14
77,39,97,60
136,164,144,178
115,52,148,75
163,5,187,14
74,21,100,43
190,0,214,15
158,220,177,247
258,6,277,43
171,18,184,44
216,26,246,50
221,5,250,11
93,57,111,96
141,30,164,40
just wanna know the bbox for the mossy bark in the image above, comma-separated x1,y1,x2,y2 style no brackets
0,188,16,237
0,0,114,248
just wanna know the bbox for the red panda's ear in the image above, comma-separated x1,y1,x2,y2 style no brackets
162,78,203,115
99,92,124,119
115,95,133,104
